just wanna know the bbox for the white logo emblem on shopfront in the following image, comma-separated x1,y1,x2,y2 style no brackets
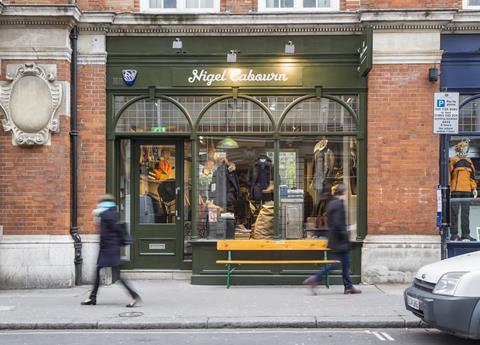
122,70,138,86
187,69,289,86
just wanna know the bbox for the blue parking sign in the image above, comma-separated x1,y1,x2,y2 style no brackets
437,99,445,107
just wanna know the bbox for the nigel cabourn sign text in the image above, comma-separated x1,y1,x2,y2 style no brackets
173,67,302,87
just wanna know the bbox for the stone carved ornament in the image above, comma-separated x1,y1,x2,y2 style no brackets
0,63,62,145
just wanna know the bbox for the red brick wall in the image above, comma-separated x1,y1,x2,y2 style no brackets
223,0,256,12
0,60,71,235
367,64,439,235
3,0,462,11
356,0,461,9
3,0,69,4
77,64,107,234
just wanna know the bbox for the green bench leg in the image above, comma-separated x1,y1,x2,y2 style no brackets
227,250,232,289
324,251,330,289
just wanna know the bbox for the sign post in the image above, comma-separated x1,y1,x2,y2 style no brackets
434,92,459,134
434,92,459,260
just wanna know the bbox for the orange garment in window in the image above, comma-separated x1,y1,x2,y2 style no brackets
450,156,477,192
155,159,172,181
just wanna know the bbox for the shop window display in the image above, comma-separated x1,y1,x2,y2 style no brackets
449,137,480,241
198,137,275,239
279,137,356,240
196,136,356,240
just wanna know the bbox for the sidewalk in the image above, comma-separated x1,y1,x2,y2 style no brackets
0,281,421,330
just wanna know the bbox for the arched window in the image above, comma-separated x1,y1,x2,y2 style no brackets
115,97,191,133
197,97,273,133
280,96,357,133
459,95,480,133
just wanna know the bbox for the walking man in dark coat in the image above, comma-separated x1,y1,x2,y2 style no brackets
81,194,141,307
303,184,361,295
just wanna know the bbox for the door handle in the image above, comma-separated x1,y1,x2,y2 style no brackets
175,187,181,220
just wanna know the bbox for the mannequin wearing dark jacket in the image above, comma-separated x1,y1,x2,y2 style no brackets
226,163,241,207
249,154,274,201
303,185,361,295
81,195,141,307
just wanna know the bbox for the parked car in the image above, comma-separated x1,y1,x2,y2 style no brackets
404,251,480,339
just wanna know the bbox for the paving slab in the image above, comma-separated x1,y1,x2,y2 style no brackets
0,280,419,330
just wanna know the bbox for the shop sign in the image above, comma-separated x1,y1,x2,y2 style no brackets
357,26,372,77
122,69,138,87
172,67,302,87
433,92,459,134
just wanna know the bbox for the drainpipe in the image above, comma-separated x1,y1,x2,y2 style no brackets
70,26,82,285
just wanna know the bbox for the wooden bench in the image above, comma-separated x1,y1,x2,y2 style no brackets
216,239,340,288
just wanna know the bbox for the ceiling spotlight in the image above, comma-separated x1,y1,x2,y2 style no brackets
227,50,238,63
172,38,183,50
285,41,295,54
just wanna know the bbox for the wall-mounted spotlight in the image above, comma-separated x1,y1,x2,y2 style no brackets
285,41,295,54
172,38,183,50
227,50,239,63
428,66,439,82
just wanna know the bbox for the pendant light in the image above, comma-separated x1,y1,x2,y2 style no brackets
216,136,239,149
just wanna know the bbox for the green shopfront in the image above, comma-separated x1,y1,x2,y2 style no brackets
107,35,368,284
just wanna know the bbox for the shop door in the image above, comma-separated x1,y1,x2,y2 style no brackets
132,140,184,269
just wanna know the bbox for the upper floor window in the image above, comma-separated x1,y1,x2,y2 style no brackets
464,0,480,8
258,0,339,11
141,0,220,12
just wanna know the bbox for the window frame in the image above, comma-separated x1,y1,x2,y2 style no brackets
140,0,220,13
463,0,480,9
258,0,339,12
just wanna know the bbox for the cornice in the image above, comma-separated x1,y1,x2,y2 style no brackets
78,10,480,35
1,7,480,34
0,5,81,26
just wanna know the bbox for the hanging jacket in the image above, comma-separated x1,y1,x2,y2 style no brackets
249,155,273,201
226,169,241,205
450,156,477,193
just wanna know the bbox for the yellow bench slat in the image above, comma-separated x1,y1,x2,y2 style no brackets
217,239,329,251
216,260,339,264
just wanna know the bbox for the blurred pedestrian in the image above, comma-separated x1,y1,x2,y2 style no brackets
81,194,141,307
303,184,361,295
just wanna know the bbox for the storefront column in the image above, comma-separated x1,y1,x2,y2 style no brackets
362,31,442,284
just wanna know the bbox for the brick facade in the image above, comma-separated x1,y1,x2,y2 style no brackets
77,64,107,234
11,0,462,13
0,60,71,235
367,64,439,235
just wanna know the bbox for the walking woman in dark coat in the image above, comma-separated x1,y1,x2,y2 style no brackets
81,194,141,307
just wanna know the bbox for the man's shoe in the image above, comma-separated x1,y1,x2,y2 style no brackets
461,235,477,241
80,298,96,305
450,235,460,241
344,287,362,294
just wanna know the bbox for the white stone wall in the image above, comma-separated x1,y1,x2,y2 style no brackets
0,235,75,288
361,235,441,284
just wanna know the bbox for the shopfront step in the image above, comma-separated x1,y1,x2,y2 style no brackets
120,270,192,281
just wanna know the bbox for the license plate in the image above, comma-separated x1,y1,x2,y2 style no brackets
407,295,420,310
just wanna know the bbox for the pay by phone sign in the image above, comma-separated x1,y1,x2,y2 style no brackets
434,93,459,134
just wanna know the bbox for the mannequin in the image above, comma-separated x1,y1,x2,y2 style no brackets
312,139,328,196
450,139,477,241
349,139,357,195
249,154,274,202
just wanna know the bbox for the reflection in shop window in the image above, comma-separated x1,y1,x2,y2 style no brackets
198,137,274,240
196,136,356,241
459,96,480,132
280,137,356,240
